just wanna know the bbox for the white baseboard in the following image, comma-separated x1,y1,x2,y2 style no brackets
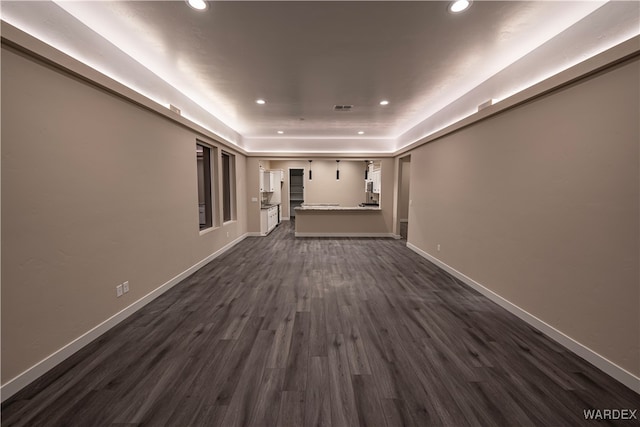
295,232,395,238
246,232,262,237
406,242,640,394
1,233,249,402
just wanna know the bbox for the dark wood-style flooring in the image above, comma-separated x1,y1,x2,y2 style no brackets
2,221,639,426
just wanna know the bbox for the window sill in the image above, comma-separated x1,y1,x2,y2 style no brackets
199,227,215,237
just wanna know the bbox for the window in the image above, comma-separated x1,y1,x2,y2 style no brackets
196,143,213,230
221,151,235,222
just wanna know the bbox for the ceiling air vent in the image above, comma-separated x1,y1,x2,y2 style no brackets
333,105,353,112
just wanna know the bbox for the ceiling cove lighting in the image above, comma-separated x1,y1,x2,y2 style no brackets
187,0,207,11
449,0,471,13
379,100,389,106
255,99,266,105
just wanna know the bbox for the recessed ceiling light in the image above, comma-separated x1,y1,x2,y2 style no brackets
358,131,365,135
449,0,471,13
256,99,266,105
379,100,389,106
187,0,207,11
277,130,284,134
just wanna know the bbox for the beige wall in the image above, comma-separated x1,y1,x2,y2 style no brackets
306,160,366,206
246,158,262,232
1,46,248,383
406,58,639,375
258,159,271,170
398,158,411,221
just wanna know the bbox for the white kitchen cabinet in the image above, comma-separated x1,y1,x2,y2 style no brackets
261,205,279,235
268,205,278,230
262,171,275,192
371,170,381,194
260,208,268,232
269,171,282,204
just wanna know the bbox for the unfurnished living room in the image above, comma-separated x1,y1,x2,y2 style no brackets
1,1,639,425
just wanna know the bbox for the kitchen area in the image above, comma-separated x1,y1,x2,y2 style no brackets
291,160,388,237
255,158,394,238
259,165,284,236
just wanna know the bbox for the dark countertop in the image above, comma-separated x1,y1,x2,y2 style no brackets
294,205,381,211
261,203,281,210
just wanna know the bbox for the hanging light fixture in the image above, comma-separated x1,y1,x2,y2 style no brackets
336,160,340,180
308,160,313,180
364,160,369,179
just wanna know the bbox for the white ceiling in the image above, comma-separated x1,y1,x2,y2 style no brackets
2,1,639,154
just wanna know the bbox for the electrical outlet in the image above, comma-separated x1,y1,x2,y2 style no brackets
437,244,441,252
123,281,129,293
116,284,123,297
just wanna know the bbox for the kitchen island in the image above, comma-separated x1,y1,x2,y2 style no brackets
294,204,393,237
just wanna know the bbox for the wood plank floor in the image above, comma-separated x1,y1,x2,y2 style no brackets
3,221,639,426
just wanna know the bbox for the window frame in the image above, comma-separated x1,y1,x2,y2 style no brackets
196,142,215,231
221,151,236,223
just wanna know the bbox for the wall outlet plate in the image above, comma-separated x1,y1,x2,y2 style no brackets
123,281,129,293
116,284,123,297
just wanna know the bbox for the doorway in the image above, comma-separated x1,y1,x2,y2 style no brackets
397,156,411,240
289,168,304,219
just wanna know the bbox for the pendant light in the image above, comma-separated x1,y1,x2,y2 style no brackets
336,160,340,180
364,160,369,179
308,160,313,180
